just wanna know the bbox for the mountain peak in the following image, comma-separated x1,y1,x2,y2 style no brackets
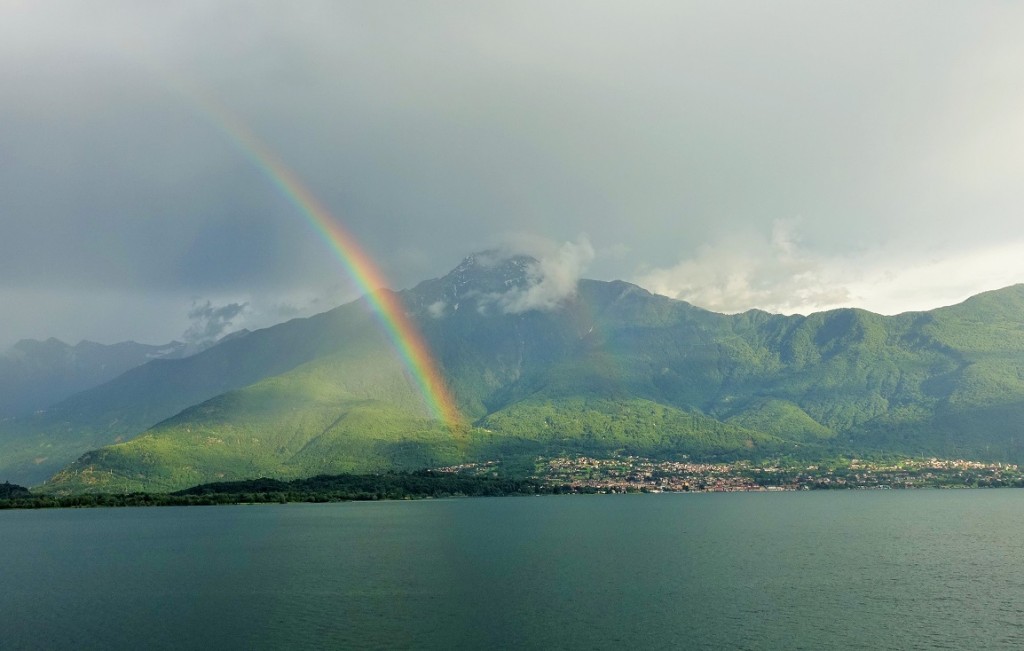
407,251,539,312
407,248,600,318
448,251,537,288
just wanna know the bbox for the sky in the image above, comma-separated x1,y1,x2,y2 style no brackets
2,1,1024,349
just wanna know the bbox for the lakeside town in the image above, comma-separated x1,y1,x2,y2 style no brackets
435,455,1024,493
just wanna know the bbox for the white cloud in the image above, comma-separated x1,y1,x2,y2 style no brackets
637,221,850,314
840,242,1024,314
636,221,1024,315
485,236,595,314
427,300,447,318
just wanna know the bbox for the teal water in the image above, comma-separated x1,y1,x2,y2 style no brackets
2,491,1024,650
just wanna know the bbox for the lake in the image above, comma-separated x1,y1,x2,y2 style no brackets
3,491,1024,649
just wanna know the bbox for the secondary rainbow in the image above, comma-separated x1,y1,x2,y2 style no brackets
193,103,461,429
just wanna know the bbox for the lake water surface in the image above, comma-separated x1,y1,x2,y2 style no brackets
3,491,1024,649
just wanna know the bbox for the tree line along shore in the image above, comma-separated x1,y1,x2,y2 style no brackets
3,454,1023,510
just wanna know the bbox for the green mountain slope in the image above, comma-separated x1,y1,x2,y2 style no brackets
844,285,1024,459
477,397,780,458
17,254,1024,493
47,335,461,493
0,297,401,485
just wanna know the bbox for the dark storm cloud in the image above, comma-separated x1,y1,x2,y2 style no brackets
2,1,1023,346
0,68,323,293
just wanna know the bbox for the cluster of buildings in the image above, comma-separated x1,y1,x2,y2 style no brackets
537,456,770,492
435,455,1024,492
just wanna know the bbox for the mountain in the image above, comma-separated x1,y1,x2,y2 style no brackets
4,253,1024,493
0,302,393,486
0,337,207,418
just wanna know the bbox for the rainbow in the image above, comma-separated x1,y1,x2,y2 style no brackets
185,98,461,429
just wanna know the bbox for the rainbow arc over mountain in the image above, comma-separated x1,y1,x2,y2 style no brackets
196,105,461,429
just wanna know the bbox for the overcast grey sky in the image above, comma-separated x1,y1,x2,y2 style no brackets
2,1,1023,348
